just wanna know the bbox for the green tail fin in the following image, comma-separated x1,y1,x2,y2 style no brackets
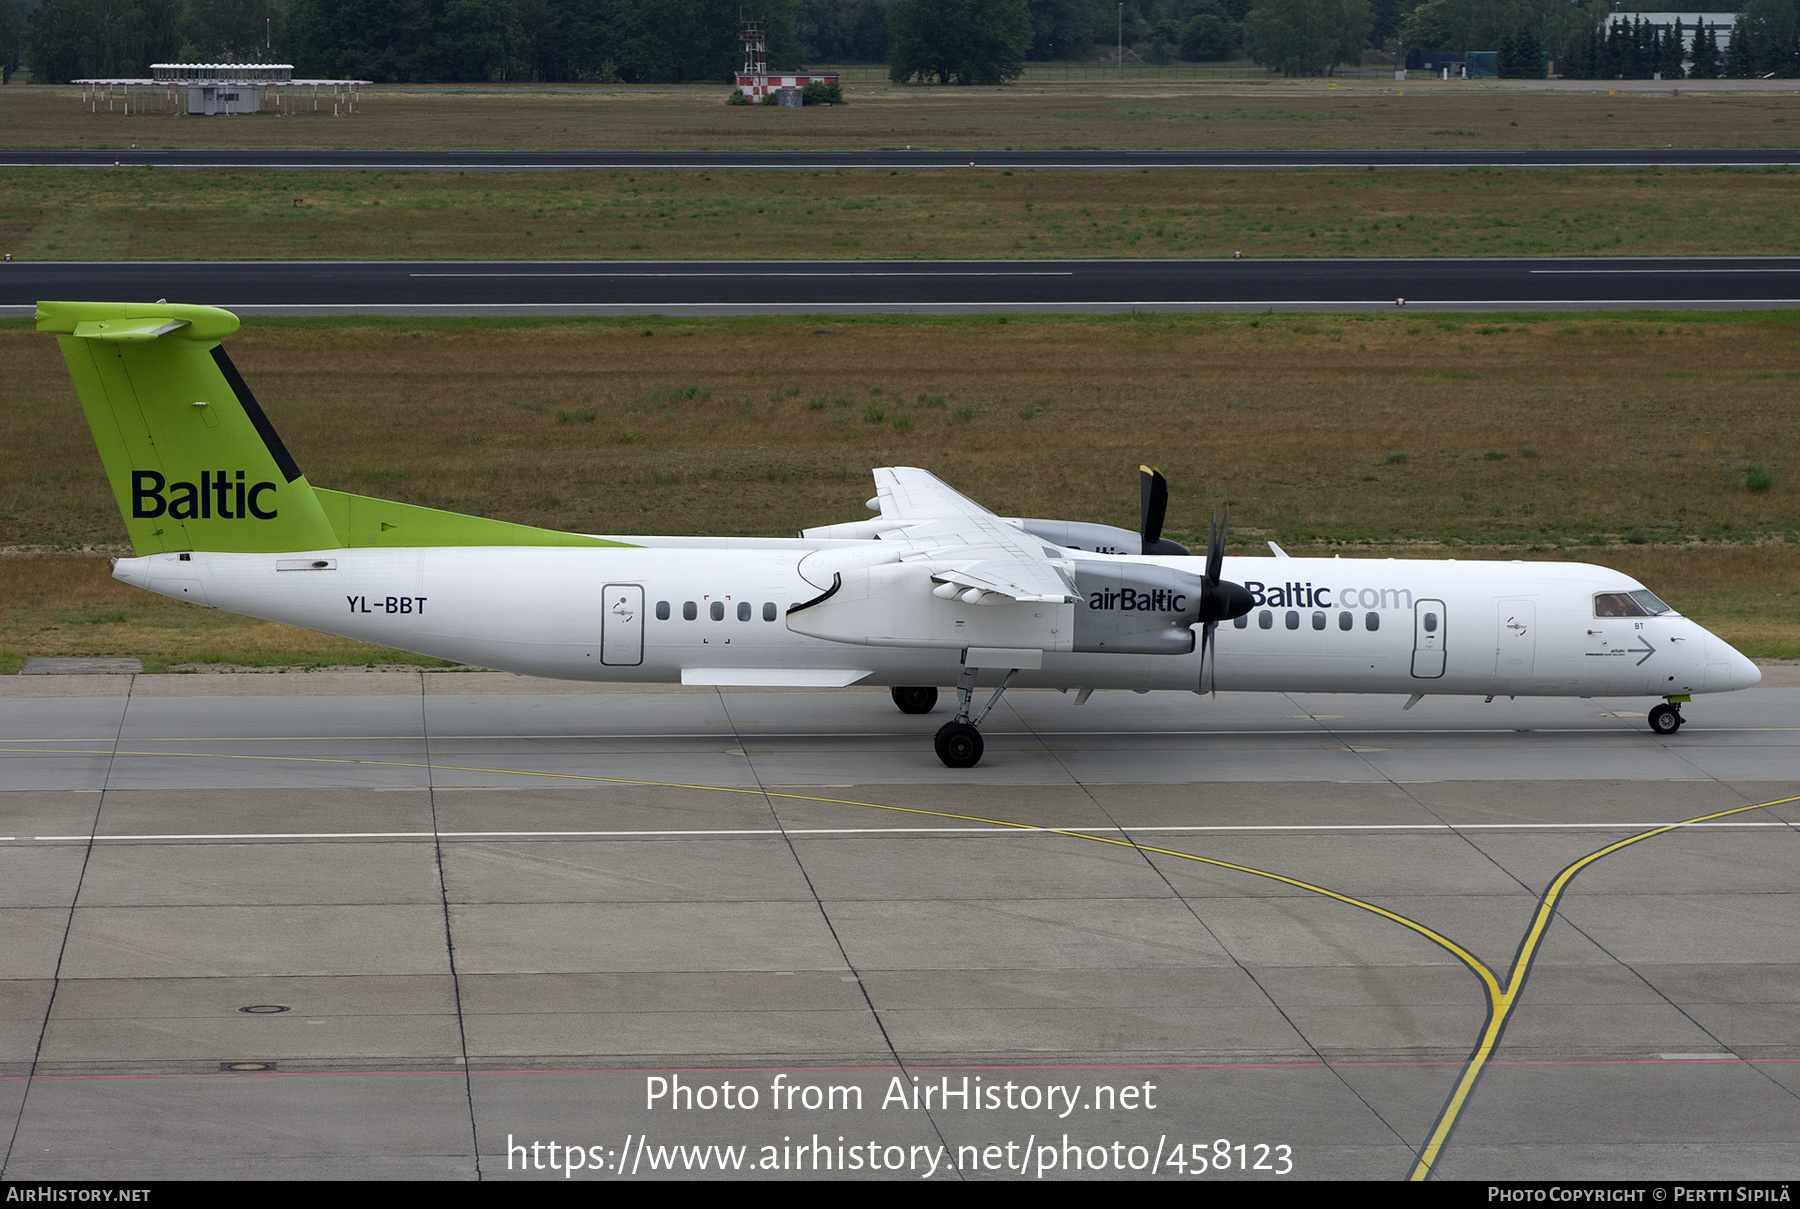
39,301,633,555
38,301,341,555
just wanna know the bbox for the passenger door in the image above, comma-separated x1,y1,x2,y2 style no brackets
601,584,644,666
1412,599,1446,679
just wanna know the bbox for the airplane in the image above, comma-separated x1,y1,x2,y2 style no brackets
35,300,1761,768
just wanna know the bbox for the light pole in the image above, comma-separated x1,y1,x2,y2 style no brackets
1118,4,1123,79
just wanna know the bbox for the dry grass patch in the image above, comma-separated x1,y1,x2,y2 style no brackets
6,84,1800,152
8,310,1800,661
6,165,1800,262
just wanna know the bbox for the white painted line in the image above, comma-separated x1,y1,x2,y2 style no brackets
9,821,1790,843
1659,1053,1738,1060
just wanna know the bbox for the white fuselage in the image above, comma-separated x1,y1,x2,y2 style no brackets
112,542,1761,699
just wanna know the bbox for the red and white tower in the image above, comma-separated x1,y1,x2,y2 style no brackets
739,21,768,98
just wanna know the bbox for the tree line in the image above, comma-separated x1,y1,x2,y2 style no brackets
7,0,1798,86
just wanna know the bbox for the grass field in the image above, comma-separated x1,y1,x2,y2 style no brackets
5,83,1800,151
5,310,1798,670
6,165,1800,262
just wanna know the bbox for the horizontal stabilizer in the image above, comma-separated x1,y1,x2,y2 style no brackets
312,489,633,549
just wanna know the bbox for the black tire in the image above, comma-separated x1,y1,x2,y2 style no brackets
1649,703,1682,735
892,686,939,715
933,721,985,768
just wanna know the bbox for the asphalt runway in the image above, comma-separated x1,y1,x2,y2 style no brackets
2,672,1796,1181
9,256,1800,317
7,148,1800,171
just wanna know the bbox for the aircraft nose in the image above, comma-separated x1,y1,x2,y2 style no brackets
1704,633,1761,692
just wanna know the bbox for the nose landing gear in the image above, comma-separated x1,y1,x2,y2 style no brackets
1648,701,1684,735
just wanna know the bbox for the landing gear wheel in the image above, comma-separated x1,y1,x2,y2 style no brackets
934,721,985,768
1649,703,1683,735
892,686,939,715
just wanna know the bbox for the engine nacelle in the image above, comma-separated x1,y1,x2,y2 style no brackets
1071,563,1203,655
1017,518,1190,558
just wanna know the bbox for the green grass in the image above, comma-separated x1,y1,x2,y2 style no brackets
7,166,1800,262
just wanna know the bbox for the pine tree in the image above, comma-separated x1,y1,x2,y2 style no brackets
1568,20,1601,79
1725,21,1756,77
1497,22,1520,76
1515,22,1543,78
1661,20,1685,77
1689,21,1719,78
1597,17,1619,77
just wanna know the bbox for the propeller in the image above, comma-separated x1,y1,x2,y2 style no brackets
1138,466,1190,557
1196,507,1254,695
1132,464,1252,689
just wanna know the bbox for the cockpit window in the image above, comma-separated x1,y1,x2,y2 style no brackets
1594,590,1677,618
1629,590,1676,616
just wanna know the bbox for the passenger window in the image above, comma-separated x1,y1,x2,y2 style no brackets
682,601,697,621
710,601,725,621
1258,610,1273,630
737,601,751,621
763,602,777,622
1285,610,1299,630
1338,611,1352,631
1311,611,1326,630
1233,614,1248,629
656,600,670,621
1424,612,1438,633
1366,612,1379,631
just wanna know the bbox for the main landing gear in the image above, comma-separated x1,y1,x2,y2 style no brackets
932,664,1020,769
891,686,938,714
1648,701,1684,735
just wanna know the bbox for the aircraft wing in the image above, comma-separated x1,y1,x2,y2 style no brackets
872,466,998,521
875,468,1080,605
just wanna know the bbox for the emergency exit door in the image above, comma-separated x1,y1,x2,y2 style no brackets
1412,599,1446,678
1495,598,1535,678
602,584,644,665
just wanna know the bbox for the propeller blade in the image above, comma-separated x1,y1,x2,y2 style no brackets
1199,619,1219,695
1139,465,1168,550
1206,506,1227,585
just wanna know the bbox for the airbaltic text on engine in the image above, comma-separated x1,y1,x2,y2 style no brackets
1087,588,1186,611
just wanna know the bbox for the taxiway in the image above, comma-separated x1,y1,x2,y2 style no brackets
1,672,1796,1180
